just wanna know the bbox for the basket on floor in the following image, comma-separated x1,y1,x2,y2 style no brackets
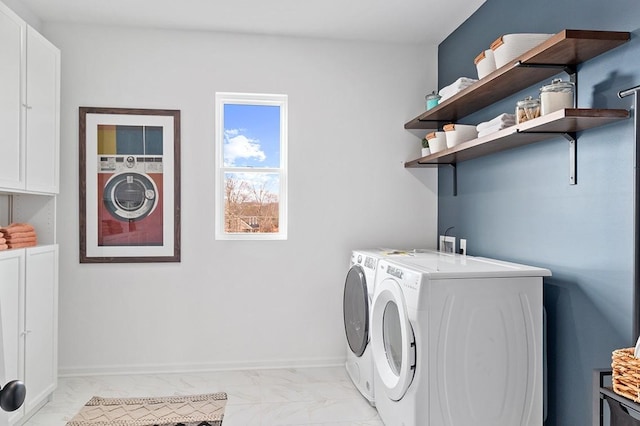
612,348,640,402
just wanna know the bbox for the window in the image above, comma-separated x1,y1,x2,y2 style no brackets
215,93,288,240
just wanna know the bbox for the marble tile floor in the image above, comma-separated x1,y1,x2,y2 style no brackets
23,366,383,426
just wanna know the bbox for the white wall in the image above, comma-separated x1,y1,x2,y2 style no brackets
42,23,438,375
1,0,40,28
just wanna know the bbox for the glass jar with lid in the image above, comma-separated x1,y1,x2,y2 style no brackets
425,91,441,110
516,96,541,124
540,78,575,115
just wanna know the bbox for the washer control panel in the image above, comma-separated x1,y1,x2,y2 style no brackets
99,155,163,174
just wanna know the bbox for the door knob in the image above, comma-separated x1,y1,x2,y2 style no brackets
0,380,26,412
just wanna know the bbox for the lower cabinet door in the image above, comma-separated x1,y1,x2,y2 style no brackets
24,245,58,415
0,250,25,425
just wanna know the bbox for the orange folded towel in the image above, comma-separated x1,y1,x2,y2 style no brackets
0,224,38,249
1,223,35,234
5,237,37,244
6,241,37,249
4,231,37,240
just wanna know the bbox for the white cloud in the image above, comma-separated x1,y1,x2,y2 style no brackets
224,132,266,166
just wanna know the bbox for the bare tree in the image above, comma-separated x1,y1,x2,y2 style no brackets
225,176,279,233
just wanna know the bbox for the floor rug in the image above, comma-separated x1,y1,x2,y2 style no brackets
66,392,227,426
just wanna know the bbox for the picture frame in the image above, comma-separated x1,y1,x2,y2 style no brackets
79,107,181,263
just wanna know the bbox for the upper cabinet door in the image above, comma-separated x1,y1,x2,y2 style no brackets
0,3,26,190
25,27,60,194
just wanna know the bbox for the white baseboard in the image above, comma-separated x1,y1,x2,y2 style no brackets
58,356,346,377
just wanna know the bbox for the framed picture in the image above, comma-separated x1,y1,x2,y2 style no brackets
79,107,181,263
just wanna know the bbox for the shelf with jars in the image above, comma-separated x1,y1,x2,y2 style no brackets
404,29,631,182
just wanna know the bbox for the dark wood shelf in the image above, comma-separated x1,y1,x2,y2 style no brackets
405,108,629,167
404,30,630,130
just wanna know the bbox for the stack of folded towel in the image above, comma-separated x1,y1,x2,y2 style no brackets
438,77,478,103
476,113,516,138
0,223,37,250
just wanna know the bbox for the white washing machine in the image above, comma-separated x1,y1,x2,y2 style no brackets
371,251,551,426
343,249,419,405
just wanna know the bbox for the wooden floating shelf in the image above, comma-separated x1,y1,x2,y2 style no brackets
404,108,630,168
404,30,630,130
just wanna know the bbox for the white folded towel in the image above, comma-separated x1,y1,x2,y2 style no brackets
478,124,508,138
438,77,478,102
439,81,476,97
476,113,516,133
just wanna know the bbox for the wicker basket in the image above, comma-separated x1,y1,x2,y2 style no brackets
612,348,640,402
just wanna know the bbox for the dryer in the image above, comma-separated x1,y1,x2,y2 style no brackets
371,251,551,426
343,249,418,406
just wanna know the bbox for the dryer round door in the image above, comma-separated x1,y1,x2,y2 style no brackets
343,265,369,357
372,277,416,401
103,172,159,221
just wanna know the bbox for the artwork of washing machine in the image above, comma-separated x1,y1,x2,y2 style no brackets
97,124,164,246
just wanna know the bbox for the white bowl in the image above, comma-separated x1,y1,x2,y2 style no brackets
474,49,496,80
491,33,554,69
443,124,477,148
426,131,447,153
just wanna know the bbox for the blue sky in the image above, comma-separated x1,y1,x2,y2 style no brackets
223,104,281,168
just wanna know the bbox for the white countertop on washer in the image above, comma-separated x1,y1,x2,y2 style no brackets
387,250,552,278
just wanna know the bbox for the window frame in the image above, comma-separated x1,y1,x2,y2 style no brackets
214,92,288,240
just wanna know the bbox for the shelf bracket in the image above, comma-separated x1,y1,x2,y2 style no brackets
513,61,577,77
450,163,457,197
516,130,578,184
567,132,577,185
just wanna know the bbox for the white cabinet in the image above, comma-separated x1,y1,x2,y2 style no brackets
0,1,60,424
0,246,58,425
0,1,60,194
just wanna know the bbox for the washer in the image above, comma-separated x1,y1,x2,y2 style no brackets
371,251,550,426
343,249,417,405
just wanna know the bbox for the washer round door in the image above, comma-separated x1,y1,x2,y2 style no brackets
343,265,369,357
103,172,158,221
372,277,416,401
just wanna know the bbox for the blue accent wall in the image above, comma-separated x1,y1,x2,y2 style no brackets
438,0,640,424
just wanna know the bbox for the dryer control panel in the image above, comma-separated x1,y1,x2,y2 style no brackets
380,262,421,295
